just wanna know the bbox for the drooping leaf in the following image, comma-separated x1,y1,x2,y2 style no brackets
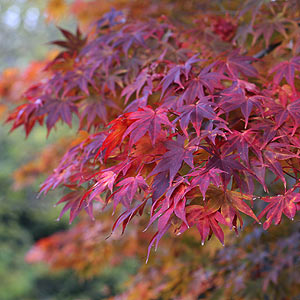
258,191,300,229
178,205,227,245
112,175,148,209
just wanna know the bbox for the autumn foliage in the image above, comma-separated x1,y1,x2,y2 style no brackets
2,0,300,299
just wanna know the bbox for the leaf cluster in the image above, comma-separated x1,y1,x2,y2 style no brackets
4,0,300,267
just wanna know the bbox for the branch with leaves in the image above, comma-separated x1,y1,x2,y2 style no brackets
3,0,300,269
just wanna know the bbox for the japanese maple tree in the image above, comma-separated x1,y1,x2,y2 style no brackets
2,0,300,298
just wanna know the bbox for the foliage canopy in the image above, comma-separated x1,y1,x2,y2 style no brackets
2,0,300,299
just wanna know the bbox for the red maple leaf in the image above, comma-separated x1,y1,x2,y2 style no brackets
149,135,195,184
122,106,173,146
219,81,264,128
266,97,300,134
6,100,44,136
121,68,151,103
100,115,132,160
269,56,300,90
204,145,249,189
178,205,227,245
215,50,258,79
111,175,148,209
252,18,288,48
258,191,300,229
223,129,260,164
160,55,202,97
56,189,93,223
179,63,226,104
50,27,87,57
177,96,221,136
222,190,260,230
189,168,223,199
38,98,78,132
111,200,147,236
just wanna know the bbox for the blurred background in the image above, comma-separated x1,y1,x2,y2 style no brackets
0,1,138,299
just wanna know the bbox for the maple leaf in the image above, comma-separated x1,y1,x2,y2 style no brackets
146,180,191,261
263,142,298,188
216,51,258,79
151,171,170,202
287,98,300,135
258,191,300,230
222,190,260,230
62,65,97,96
111,200,147,236
86,170,117,202
178,205,227,245
100,115,132,160
38,98,78,132
188,168,223,199
251,118,277,150
160,55,202,97
198,120,230,145
269,56,300,90
102,72,124,97
179,63,226,104
233,23,253,47
223,130,260,164
267,97,300,134
219,81,264,128
51,26,87,56
149,135,195,184
6,100,44,137
80,102,107,129
237,0,265,24
146,223,170,263
191,186,260,232
146,187,188,235
112,176,148,209
72,131,106,164
111,21,161,56
177,96,221,136
124,90,149,113
122,106,173,146
56,189,93,223
251,18,288,48
204,146,249,188
86,159,137,204
121,68,151,103
81,43,120,77
79,98,118,130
